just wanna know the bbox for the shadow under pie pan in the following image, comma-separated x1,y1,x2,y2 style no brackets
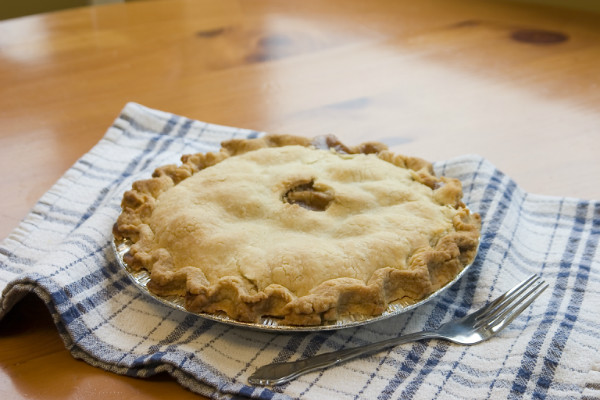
112,237,477,332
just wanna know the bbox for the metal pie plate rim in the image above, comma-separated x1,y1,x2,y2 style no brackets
112,237,474,332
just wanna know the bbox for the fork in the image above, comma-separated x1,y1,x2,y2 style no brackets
248,274,547,386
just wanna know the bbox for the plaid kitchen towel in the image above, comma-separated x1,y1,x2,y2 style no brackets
1,102,599,400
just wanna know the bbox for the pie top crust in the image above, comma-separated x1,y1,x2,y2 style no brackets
114,135,480,326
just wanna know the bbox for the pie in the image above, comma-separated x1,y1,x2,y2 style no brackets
113,134,480,326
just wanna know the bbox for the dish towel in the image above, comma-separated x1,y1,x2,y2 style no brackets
1,103,599,400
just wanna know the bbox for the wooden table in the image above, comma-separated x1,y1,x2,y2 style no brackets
1,0,599,398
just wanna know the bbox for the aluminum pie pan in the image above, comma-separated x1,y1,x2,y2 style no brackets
112,236,474,332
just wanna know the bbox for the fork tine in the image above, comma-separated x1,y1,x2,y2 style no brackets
482,278,548,333
473,274,538,322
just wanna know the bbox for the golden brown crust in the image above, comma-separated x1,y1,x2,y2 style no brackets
114,134,481,325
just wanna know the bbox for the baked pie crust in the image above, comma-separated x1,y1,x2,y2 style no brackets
113,135,480,326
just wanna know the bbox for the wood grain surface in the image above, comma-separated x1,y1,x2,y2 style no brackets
1,0,599,398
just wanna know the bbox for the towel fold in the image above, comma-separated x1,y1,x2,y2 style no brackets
1,103,598,399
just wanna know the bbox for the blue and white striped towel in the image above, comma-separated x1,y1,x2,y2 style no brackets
1,103,599,400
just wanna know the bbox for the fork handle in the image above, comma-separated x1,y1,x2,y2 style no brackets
248,330,439,386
